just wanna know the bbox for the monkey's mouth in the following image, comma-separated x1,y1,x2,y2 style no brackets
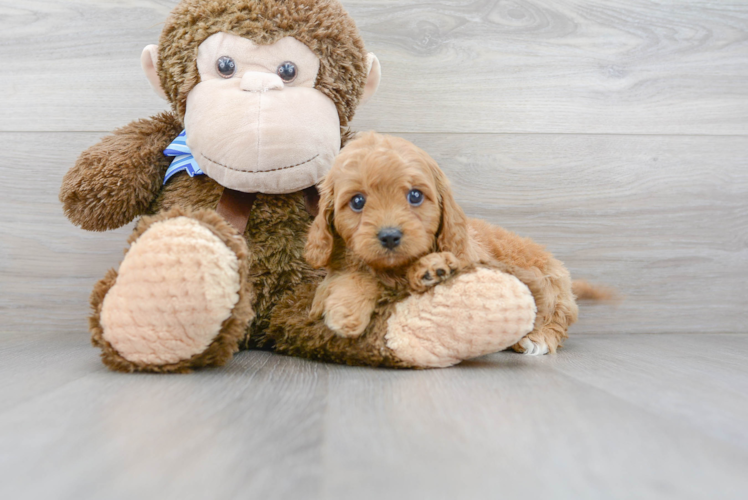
198,151,320,174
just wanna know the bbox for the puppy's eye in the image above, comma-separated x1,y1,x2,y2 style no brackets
277,61,297,83
216,56,236,78
349,194,366,212
408,189,424,207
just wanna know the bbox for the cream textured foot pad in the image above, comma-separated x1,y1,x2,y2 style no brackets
386,268,536,368
100,217,241,365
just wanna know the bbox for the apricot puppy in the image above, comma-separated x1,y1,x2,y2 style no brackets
304,132,578,355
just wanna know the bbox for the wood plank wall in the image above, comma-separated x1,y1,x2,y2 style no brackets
1,0,746,336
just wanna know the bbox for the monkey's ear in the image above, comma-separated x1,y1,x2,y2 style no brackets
304,181,336,269
141,45,168,101
360,53,381,105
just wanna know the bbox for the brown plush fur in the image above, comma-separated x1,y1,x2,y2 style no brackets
305,132,579,353
268,281,411,367
89,207,255,373
60,112,183,231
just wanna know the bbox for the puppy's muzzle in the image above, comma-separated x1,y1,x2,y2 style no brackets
378,227,402,250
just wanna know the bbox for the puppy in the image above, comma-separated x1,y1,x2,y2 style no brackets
304,132,578,355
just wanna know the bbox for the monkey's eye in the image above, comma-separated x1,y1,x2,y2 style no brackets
277,61,297,83
349,194,366,212
216,56,236,78
408,189,424,207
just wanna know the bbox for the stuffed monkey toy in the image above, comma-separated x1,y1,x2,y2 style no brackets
60,0,538,373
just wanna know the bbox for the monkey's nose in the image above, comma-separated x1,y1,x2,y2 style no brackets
240,72,284,93
378,228,403,250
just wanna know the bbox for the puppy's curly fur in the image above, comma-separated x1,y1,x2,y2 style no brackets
305,132,578,354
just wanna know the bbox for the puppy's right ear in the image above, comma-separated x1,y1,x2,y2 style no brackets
304,179,335,268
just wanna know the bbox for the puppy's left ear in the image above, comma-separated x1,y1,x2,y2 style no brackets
304,178,336,268
432,160,471,262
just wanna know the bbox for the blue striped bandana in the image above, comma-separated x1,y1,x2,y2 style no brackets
163,130,205,184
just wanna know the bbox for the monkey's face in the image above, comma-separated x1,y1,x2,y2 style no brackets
181,33,340,194
142,0,380,194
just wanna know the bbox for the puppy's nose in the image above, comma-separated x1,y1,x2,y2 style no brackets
378,228,402,250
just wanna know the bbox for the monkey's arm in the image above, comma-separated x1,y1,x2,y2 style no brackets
60,112,183,231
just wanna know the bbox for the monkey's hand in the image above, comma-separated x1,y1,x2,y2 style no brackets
60,112,183,231
408,252,461,293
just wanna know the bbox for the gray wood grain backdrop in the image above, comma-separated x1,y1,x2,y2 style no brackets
1,0,747,337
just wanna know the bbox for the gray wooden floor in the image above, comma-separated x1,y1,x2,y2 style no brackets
1,333,747,500
1,1,747,498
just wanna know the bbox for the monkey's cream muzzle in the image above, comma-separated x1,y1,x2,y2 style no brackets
182,33,341,194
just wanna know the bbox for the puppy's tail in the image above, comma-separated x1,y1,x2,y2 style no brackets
572,280,619,303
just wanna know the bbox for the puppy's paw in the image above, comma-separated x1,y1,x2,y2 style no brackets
408,252,461,293
512,327,563,356
324,304,373,338
309,291,326,320
515,337,549,356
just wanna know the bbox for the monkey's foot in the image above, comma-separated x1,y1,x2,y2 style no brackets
90,208,253,373
385,267,536,368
